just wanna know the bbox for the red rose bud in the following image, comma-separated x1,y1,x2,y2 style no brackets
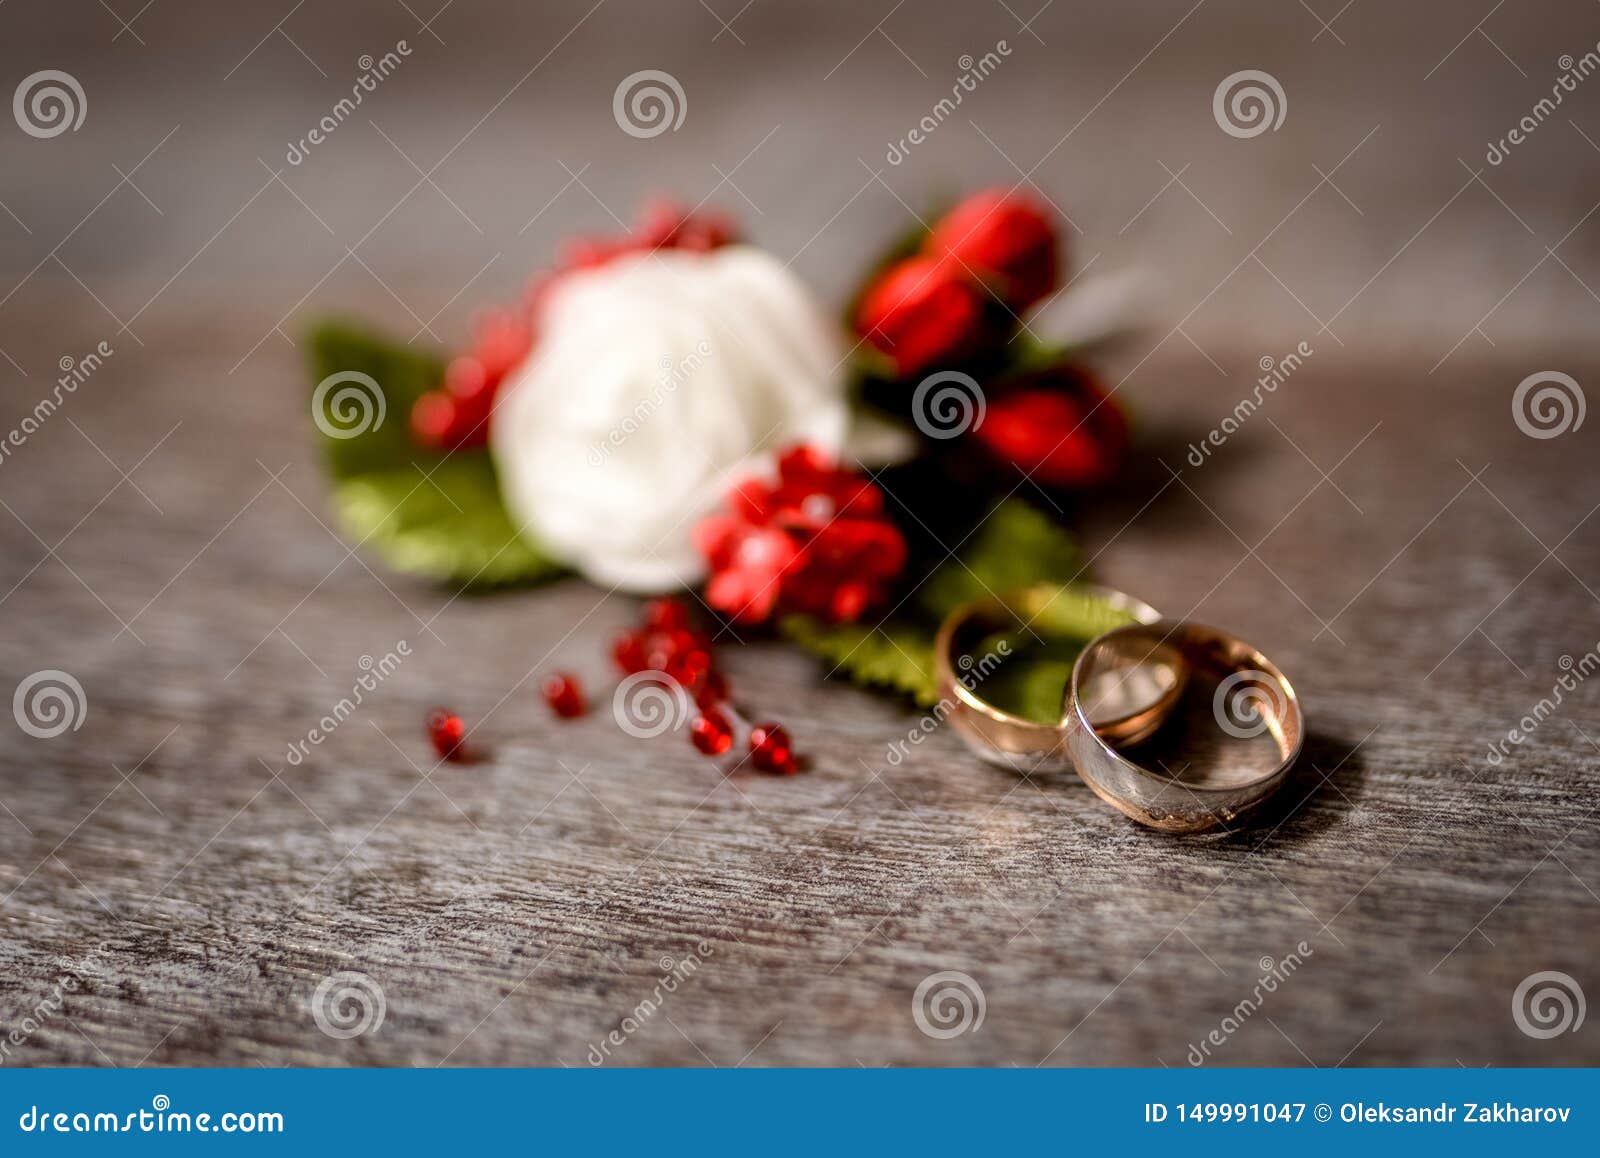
925,188,1058,313
972,369,1127,488
855,255,987,378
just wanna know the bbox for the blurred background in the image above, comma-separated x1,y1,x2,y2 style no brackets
2,0,1597,359
1,0,1597,1067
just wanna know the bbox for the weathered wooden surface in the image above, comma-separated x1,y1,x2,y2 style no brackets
1,0,1597,1067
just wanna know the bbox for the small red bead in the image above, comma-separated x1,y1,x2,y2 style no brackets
612,630,647,674
690,709,734,756
690,668,728,708
410,392,459,448
471,309,532,379
643,628,707,671
411,389,490,450
643,597,691,632
664,647,713,688
829,581,871,623
748,721,798,775
444,354,491,402
427,708,468,761
542,672,587,718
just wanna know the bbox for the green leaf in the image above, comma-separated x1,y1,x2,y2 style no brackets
332,458,563,588
306,321,563,587
307,320,446,479
918,499,1083,619
778,616,941,707
779,586,1138,716
980,585,1146,644
1006,332,1078,376
974,656,1077,724
780,499,1144,715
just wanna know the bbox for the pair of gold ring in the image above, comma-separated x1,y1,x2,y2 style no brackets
933,584,1304,833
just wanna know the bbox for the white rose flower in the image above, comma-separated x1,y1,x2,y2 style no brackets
490,246,851,591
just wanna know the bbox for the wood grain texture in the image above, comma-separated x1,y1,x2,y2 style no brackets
0,0,1597,1067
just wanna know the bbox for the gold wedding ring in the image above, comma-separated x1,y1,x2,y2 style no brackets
1062,619,1303,832
934,583,1187,773
935,592,1304,833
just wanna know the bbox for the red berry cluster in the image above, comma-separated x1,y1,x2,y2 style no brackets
608,598,799,775
559,200,735,270
412,310,533,451
693,446,908,627
410,200,737,452
611,597,727,707
428,600,798,774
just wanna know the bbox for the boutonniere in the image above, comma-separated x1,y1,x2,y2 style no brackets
308,190,1142,765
